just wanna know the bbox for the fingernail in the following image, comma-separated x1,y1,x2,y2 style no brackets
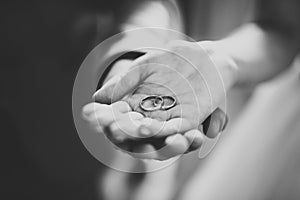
139,126,152,137
114,134,126,142
165,134,177,145
220,116,229,131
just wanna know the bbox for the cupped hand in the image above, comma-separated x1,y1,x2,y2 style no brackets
82,40,232,160
82,100,226,160
94,40,230,138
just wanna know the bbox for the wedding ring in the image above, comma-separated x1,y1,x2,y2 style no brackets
140,95,163,111
161,96,176,110
139,95,177,112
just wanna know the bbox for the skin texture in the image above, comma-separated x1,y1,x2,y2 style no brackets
83,40,231,160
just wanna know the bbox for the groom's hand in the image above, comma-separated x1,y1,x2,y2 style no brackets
94,40,232,138
83,40,233,160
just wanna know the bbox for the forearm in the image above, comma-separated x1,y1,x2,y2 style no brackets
195,0,300,100
214,23,298,85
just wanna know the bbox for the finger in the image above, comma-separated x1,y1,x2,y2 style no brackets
203,108,227,138
145,109,173,122
111,101,132,113
93,66,148,104
108,118,144,142
146,104,201,127
92,74,122,103
82,102,107,118
147,104,193,119
83,104,140,136
139,118,193,138
130,144,159,160
82,103,116,126
184,129,205,152
155,134,189,160
83,102,133,127
82,101,131,119
124,134,190,160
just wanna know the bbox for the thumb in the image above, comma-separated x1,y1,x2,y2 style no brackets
93,65,148,104
202,108,227,138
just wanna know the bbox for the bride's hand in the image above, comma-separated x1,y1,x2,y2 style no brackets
82,100,226,160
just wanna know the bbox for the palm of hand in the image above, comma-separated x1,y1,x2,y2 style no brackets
86,41,227,160
117,41,219,131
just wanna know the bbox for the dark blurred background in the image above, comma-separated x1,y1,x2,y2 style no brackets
1,1,121,199
1,0,253,199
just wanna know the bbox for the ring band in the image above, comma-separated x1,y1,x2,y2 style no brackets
139,95,176,112
140,95,163,111
161,96,176,110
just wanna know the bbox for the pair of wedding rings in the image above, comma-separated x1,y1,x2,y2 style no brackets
139,95,177,112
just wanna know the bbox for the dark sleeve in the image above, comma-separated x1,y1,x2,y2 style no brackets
255,0,300,41
93,0,183,89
